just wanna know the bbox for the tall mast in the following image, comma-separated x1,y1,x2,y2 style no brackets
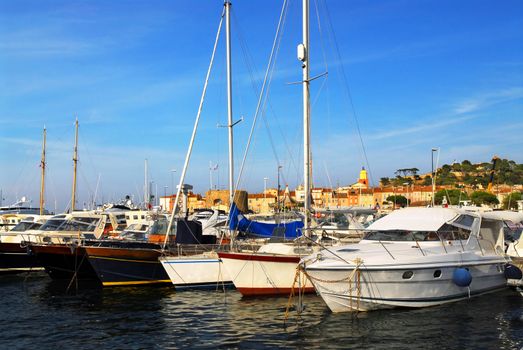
298,0,311,234
225,0,235,210
71,118,79,212
39,126,46,215
144,158,149,209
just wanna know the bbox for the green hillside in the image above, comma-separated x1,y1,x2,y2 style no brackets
379,158,523,188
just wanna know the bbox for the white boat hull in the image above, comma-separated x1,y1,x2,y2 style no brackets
159,252,232,289
219,251,315,296
306,261,507,312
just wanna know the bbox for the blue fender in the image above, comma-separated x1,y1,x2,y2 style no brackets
453,267,472,287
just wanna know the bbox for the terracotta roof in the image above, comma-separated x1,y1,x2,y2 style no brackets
248,193,276,199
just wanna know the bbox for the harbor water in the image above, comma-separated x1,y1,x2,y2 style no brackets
1,273,522,349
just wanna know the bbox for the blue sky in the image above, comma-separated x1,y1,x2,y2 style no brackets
1,0,522,211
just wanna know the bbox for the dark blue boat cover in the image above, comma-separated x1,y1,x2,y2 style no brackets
228,203,303,239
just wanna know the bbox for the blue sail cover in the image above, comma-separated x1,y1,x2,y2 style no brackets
228,203,303,239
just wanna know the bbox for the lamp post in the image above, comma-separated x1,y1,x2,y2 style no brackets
403,182,410,207
392,186,396,210
431,148,438,206
170,169,176,196
163,186,168,210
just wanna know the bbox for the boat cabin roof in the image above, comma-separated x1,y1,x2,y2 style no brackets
367,207,465,232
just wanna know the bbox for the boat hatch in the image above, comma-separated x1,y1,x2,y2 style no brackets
338,248,360,253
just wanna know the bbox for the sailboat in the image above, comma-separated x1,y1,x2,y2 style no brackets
217,0,319,296
0,126,52,274
158,1,238,290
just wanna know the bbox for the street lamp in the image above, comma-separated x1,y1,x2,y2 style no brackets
392,186,396,210
209,162,218,190
431,148,438,206
403,182,410,207
170,169,176,195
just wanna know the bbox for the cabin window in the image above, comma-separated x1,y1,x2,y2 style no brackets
133,215,138,220
402,271,413,279
452,215,475,229
437,224,471,241
364,230,438,241
433,270,441,278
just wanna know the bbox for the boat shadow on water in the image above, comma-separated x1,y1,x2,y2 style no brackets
300,288,523,349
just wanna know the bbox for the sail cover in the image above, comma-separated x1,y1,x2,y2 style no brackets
228,203,303,239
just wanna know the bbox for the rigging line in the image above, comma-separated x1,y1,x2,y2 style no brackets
163,6,225,249
323,161,334,190
311,0,330,111
313,0,329,75
320,0,376,188
78,166,95,208
232,0,290,199
77,129,98,188
257,2,301,186
231,6,296,186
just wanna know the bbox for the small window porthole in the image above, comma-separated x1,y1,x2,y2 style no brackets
433,270,442,278
402,271,413,279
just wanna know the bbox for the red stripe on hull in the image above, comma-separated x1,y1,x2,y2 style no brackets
218,252,301,263
237,287,316,296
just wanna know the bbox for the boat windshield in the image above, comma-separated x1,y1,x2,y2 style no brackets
118,230,148,241
40,219,67,231
149,220,169,235
117,223,150,241
57,217,100,232
10,221,42,232
316,212,349,228
364,224,471,241
125,223,149,232
504,224,523,242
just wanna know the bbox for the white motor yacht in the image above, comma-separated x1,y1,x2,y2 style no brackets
302,207,509,312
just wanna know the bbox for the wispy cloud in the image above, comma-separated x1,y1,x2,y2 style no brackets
453,87,523,114
0,4,177,59
366,114,477,141
365,87,523,141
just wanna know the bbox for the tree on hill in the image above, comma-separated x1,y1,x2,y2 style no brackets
422,175,432,186
451,163,461,172
436,172,457,186
434,189,468,206
503,192,522,210
380,177,390,186
383,159,522,189
470,191,499,206
461,160,473,172
386,195,408,207
395,168,419,177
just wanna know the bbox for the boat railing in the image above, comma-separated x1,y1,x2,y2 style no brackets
308,227,366,244
168,243,233,257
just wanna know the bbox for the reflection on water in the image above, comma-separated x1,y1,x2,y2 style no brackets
0,273,522,349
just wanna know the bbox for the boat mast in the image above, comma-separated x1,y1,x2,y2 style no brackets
39,126,46,216
144,158,149,209
225,0,235,213
225,0,239,248
71,118,79,212
299,0,311,235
